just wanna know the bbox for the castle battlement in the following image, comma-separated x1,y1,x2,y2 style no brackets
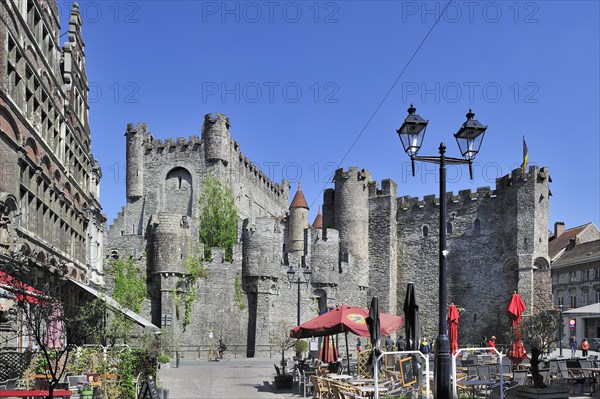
235,151,287,196
397,166,549,211
495,165,549,189
134,114,287,197
126,122,148,134
368,179,398,197
334,166,371,182
144,136,201,151
203,112,230,129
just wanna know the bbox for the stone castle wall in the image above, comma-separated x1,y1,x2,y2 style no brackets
104,112,553,353
395,166,551,343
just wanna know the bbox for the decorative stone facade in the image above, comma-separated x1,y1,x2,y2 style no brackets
106,110,553,353
0,0,105,346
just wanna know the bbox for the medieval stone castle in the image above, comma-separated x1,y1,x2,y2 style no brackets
0,0,555,357
106,112,553,355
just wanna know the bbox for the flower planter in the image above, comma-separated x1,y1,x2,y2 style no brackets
516,386,570,399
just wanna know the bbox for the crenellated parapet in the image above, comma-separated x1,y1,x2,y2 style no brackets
495,165,549,190
144,136,201,152
397,186,497,211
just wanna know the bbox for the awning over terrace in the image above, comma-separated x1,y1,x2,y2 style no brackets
68,278,159,330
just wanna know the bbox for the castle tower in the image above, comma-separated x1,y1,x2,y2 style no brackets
333,168,371,262
497,166,551,314
125,123,146,200
287,182,309,254
242,217,284,357
202,113,231,165
312,206,323,240
147,213,191,329
368,179,398,314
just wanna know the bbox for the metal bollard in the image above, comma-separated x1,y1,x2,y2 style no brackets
175,351,180,368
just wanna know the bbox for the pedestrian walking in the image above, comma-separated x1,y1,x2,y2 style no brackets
569,336,577,357
396,335,406,351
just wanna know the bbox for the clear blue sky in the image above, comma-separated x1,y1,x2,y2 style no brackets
59,0,599,230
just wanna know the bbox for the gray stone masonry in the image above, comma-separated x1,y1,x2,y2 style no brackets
104,111,552,354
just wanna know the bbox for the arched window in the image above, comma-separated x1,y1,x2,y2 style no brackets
422,226,429,238
164,167,193,215
474,219,481,232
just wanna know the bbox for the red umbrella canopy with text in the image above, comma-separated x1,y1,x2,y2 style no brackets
290,304,403,338
507,292,528,364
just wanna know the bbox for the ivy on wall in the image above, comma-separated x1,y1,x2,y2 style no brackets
173,246,207,330
107,257,147,343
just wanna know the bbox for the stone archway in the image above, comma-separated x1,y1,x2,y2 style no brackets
163,167,193,216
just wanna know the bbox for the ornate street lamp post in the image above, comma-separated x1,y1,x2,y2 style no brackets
287,265,313,326
396,105,487,399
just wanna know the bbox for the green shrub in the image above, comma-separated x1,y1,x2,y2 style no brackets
157,355,170,364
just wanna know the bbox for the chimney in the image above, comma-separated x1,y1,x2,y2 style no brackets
554,222,565,238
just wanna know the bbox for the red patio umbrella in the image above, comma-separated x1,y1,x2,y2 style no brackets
319,335,339,363
290,304,403,339
448,303,459,355
290,304,403,362
507,292,528,364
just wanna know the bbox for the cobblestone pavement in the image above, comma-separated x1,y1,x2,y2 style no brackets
158,358,301,399
158,350,600,399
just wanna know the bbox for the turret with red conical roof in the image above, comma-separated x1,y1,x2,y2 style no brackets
287,182,309,253
312,206,323,239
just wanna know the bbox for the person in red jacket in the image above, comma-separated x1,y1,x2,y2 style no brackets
581,338,590,357
487,336,496,353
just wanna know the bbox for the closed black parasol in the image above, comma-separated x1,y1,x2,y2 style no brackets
403,282,420,351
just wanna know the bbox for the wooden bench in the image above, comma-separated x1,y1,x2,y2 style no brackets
0,389,72,397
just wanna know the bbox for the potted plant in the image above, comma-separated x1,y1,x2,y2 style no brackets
516,309,570,398
270,320,295,389
158,355,171,369
78,382,94,399
295,339,309,360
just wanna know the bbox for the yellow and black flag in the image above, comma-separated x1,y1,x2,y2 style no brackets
521,136,528,175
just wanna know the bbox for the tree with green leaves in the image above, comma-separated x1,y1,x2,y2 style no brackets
106,257,147,344
2,255,105,399
198,174,238,262
519,309,561,388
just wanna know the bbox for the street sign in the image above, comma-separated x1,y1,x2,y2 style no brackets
569,318,576,329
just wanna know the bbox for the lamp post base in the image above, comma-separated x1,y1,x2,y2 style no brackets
434,334,451,399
